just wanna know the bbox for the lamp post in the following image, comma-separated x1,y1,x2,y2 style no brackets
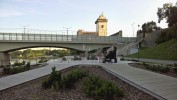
138,44,140,61
63,27,72,41
138,25,140,38
20,25,30,34
131,23,135,37
137,24,140,61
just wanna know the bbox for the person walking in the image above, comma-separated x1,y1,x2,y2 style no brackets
112,43,117,63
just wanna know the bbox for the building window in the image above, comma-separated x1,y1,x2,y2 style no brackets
101,25,104,28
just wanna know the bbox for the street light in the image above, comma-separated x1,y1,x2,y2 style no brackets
19,25,30,34
137,24,140,61
138,25,140,38
63,27,72,41
131,23,135,37
138,44,140,61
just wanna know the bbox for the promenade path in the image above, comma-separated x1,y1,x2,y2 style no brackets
100,63,177,100
0,59,177,100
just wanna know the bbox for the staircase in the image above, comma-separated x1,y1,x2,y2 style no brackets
117,38,144,56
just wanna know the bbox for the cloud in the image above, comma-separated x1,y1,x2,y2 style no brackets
0,9,23,17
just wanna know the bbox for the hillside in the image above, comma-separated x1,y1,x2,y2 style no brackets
128,39,177,60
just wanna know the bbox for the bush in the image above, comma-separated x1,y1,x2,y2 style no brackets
38,58,48,63
120,58,124,61
42,67,88,90
82,76,124,100
42,80,51,89
3,62,31,74
59,68,89,89
22,60,26,65
62,57,66,61
3,66,11,74
160,67,170,73
173,67,177,73
13,60,23,66
144,63,170,73
173,64,177,73
174,63,177,67
24,62,30,70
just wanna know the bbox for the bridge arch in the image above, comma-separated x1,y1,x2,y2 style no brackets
0,42,114,53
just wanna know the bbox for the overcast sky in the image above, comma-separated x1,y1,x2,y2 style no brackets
0,0,177,37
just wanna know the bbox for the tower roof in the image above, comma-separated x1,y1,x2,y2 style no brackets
98,13,106,19
95,13,108,24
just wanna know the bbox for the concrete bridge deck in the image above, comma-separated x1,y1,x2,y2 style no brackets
0,60,177,100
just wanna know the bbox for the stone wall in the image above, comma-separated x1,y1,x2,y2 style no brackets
137,29,166,47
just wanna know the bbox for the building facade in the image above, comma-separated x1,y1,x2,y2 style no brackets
77,13,108,36
95,13,108,36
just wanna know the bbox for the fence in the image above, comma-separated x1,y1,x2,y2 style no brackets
0,32,136,43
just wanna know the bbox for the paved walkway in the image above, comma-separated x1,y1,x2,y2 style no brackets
0,60,177,100
125,57,177,65
100,63,177,100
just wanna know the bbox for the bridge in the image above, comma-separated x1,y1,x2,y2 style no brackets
0,32,137,66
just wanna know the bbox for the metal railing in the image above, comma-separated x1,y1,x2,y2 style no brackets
0,32,136,43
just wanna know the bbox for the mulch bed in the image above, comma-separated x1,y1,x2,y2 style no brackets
129,63,177,78
0,65,157,100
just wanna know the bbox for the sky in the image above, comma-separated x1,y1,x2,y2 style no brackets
0,0,177,37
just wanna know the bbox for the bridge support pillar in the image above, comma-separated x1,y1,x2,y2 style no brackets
85,51,88,60
0,52,10,67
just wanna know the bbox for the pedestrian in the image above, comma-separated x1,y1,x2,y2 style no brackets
112,43,117,63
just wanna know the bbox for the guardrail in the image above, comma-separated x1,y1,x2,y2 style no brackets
0,32,136,43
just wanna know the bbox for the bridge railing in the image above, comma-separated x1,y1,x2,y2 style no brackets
0,32,136,43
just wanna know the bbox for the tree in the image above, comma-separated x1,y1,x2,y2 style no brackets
142,21,160,33
157,3,177,27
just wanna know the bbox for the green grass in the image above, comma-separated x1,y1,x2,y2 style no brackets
128,39,177,60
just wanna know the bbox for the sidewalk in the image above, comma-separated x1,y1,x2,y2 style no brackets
125,57,177,64
0,60,100,91
0,60,177,100
100,63,177,100
0,62,77,91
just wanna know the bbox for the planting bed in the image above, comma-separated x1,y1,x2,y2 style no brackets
0,65,157,100
129,63,177,78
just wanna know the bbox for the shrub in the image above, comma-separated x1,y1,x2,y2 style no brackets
62,57,66,61
10,66,26,74
42,80,50,89
173,64,177,73
3,66,11,74
173,67,177,73
38,57,48,63
82,76,124,100
160,67,170,73
42,67,88,90
22,60,26,65
59,69,89,89
24,62,30,70
143,62,149,67
13,60,23,66
174,63,177,67
42,67,61,89
120,58,124,61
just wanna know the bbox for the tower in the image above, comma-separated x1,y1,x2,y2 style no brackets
95,13,108,36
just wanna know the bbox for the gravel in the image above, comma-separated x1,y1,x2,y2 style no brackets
0,65,157,100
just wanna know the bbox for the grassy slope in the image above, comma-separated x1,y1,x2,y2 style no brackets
128,39,177,60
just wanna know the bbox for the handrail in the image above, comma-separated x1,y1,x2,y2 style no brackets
0,32,136,43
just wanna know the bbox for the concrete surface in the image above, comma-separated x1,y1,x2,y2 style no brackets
0,60,177,100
